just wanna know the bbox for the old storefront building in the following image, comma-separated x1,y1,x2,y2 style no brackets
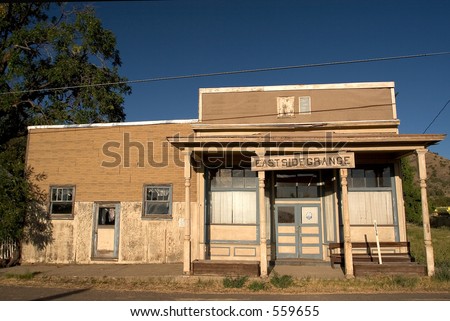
24,82,445,277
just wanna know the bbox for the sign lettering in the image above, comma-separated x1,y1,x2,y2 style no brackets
251,152,355,171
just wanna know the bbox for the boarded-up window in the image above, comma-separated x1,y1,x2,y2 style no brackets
348,165,394,225
299,96,311,114
277,96,295,117
348,191,394,224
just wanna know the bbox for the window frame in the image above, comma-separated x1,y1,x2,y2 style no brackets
299,96,311,114
274,171,321,199
142,184,173,220
347,164,397,226
207,168,258,225
49,185,75,219
348,164,393,191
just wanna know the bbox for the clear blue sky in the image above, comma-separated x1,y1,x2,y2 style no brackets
87,0,449,158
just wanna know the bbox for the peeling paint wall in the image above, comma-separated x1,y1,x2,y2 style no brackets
22,201,193,264
118,202,186,263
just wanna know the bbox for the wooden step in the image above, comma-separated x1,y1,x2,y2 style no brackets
354,262,427,277
273,258,330,266
331,253,415,265
192,260,260,276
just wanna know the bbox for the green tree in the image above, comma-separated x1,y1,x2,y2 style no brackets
401,158,422,224
0,2,130,265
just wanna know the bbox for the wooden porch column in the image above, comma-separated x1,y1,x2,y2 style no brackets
258,170,268,277
183,149,192,275
416,149,435,276
340,168,354,278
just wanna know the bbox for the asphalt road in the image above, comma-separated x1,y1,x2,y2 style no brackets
0,285,449,301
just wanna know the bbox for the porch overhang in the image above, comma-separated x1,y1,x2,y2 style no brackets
167,133,445,157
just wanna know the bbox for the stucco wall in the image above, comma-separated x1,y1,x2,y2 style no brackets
22,201,192,264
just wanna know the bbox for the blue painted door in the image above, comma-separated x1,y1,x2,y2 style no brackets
275,204,322,259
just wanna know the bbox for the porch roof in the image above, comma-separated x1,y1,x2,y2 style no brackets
167,133,445,157
168,133,444,146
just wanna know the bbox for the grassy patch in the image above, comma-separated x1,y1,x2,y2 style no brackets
391,275,420,288
4,271,40,280
407,223,450,267
248,280,267,292
270,272,294,288
434,262,450,282
223,275,248,288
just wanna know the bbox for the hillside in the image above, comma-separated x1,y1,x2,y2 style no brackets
406,151,450,211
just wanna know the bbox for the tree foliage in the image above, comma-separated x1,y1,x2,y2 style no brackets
401,158,422,224
0,2,130,259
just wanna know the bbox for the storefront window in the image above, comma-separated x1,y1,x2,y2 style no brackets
209,168,257,224
348,165,395,225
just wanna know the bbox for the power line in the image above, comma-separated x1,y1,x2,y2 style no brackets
2,51,450,96
423,99,450,133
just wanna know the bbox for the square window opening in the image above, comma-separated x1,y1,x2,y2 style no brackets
143,185,172,218
50,186,75,217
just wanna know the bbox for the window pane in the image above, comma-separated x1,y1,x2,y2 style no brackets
62,188,72,201
380,166,392,187
276,173,297,198
278,206,295,223
212,169,232,188
244,169,257,188
232,191,256,224
147,189,155,200
297,174,319,198
232,169,244,188
146,202,169,215
350,169,365,188
210,191,233,224
51,189,57,201
98,207,115,225
276,183,297,198
365,169,377,188
147,187,169,201
51,202,72,214
144,186,172,216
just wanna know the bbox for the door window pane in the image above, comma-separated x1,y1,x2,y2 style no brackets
278,206,295,223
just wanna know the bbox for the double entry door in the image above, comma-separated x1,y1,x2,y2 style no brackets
275,203,322,259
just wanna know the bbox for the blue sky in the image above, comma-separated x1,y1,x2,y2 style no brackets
86,0,449,158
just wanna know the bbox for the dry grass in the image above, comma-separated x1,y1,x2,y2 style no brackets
1,225,448,294
1,272,449,294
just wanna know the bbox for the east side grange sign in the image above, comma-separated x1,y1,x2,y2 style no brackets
251,152,355,171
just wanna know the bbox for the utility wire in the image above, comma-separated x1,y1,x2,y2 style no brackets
2,51,450,96
423,98,450,133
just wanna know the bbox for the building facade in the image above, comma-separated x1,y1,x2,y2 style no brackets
23,82,445,277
